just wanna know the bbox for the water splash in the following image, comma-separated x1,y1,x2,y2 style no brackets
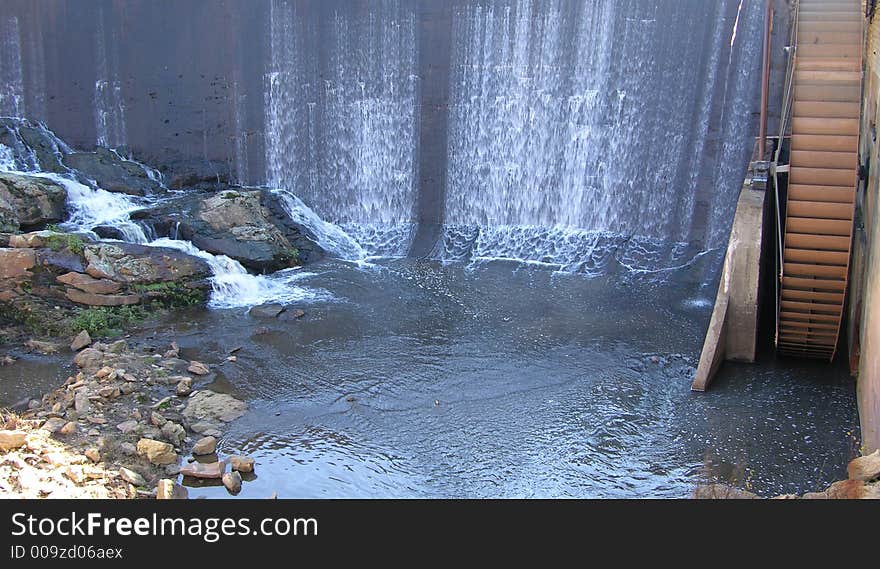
150,238,326,309
270,187,366,261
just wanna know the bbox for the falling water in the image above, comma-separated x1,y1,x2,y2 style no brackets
0,16,24,117
443,0,763,270
93,7,127,149
264,0,419,256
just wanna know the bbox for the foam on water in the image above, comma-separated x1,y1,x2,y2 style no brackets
150,238,327,309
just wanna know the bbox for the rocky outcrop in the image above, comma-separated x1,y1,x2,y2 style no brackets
83,242,211,285
141,188,324,272
0,173,66,230
62,148,163,196
0,118,67,173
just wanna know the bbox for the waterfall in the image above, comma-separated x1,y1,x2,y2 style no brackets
264,0,419,256
0,16,24,117
270,188,366,261
442,0,763,270
93,6,127,149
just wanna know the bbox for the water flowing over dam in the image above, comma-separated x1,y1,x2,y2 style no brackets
0,0,864,499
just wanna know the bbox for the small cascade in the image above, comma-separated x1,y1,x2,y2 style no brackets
93,6,127,149
271,188,366,261
0,16,24,117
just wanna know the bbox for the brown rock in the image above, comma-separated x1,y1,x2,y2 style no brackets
176,378,193,396
848,450,880,482
74,348,104,369
180,460,226,479
230,455,255,473
0,430,27,451
222,471,242,495
70,330,92,352
65,288,141,307
192,436,217,456
8,232,46,248
156,479,189,500
58,421,78,436
57,272,121,295
119,467,146,487
0,247,35,278
41,417,67,433
136,438,177,466
85,448,101,463
187,361,210,376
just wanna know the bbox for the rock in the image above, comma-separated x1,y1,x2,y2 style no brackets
74,391,90,415
176,378,193,396
249,303,285,318
0,355,15,366
83,242,211,286
182,391,247,423
161,421,186,447
0,247,36,279
95,366,114,379
58,421,77,436
180,460,225,479
85,448,101,463
70,330,92,351
189,421,221,436
156,479,189,500
0,430,27,451
226,355,237,362
287,308,306,319
106,340,127,354
0,194,17,232
98,386,120,399
62,148,162,197
192,436,217,456
164,342,180,359
115,420,141,434
230,455,255,474
26,339,60,355
187,361,209,376
119,467,146,487
57,272,122,295
136,438,177,466
692,484,760,500
40,417,67,433
0,172,66,229
848,450,880,482
119,442,137,456
74,348,103,369
66,288,141,307
222,470,242,495
150,412,167,427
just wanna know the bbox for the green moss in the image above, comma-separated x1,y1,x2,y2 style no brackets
280,247,300,265
43,232,85,255
131,281,206,307
221,191,240,200
68,306,148,338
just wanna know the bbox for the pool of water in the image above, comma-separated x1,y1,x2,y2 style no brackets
144,257,860,498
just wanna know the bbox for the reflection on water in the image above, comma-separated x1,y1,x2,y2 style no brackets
153,258,858,498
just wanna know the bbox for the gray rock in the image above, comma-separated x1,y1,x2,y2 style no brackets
222,470,242,495
249,303,285,318
192,436,217,456
160,421,186,447
74,391,90,415
41,417,67,433
119,467,146,487
0,172,66,229
182,391,247,424
73,348,103,370
70,330,92,352
115,420,141,434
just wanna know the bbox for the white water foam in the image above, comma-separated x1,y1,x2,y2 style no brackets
150,238,326,309
271,188,366,261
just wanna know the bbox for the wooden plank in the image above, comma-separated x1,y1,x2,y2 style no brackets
795,84,862,102
792,100,861,118
786,200,854,220
782,276,847,291
790,149,857,169
789,166,856,187
784,247,850,265
787,184,855,204
792,117,859,135
786,217,853,236
783,262,849,278
780,310,841,321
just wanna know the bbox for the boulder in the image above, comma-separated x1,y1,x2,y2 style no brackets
62,148,163,196
192,436,217,456
182,391,247,424
136,438,177,466
0,195,18,232
847,450,880,482
249,303,285,318
229,455,255,474
222,471,242,495
65,288,141,307
156,479,189,500
160,421,186,447
119,467,146,487
57,272,121,295
0,118,67,173
0,173,66,229
74,348,104,369
83,242,211,285
70,330,92,352
0,430,27,451
0,248,36,279
180,460,225,479
187,361,209,376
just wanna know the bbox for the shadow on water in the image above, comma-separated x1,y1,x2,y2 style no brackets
134,257,859,498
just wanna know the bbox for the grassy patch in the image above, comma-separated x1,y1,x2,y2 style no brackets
68,306,148,338
280,247,300,265
131,281,206,307
43,232,85,255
